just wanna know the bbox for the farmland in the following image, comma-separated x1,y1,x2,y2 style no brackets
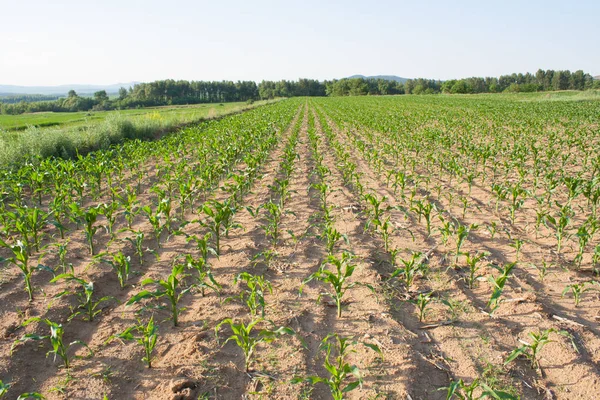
0,101,263,132
0,100,278,167
1,93,600,399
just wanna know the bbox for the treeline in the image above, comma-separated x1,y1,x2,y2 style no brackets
0,81,262,115
440,69,598,94
1,69,598,115
0,94,61,104
324,70,599,96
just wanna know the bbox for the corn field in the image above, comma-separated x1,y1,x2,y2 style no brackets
1,95,600,399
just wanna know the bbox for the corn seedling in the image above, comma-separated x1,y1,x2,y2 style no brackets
0,381,8,398
0,239,37,301
544,203,573,253
97,251,131,289
292,333,381,400
235,272,272,317
562,281,597,307
51,274,117,321
83,205,102,255
505,328,575,370
362,193,390,233
127,263,191,326
319,224,349,255
509,238,524,263
464,251,488,289
124,230,147,265
199,199,240,256
215,317,294,372
107,316,158,368
389,252,424,290
301,252,359,318
411,291,433,322
185,254,220,297
487,262,516,316
141,205,165,248
574,225,591,269
17,393,46,399
411,199,436,236
442,378,517,400
52,240,72,274
12,317,92,370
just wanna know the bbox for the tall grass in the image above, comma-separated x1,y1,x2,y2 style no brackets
531,89,600,102
0,100,278,167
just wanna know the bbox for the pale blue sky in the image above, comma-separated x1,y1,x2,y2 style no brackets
1,0,598,86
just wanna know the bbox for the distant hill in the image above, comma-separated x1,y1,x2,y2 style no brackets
347,75,408,83
0,82,140,96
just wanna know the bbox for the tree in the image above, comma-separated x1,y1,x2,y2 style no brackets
94,90,109,103
68,90,77,98
118,87,128,100
450,80,469,94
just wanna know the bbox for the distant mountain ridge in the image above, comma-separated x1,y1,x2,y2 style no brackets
0,82,140,96
347,75,408,83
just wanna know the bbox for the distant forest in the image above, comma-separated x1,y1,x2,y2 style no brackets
1,69,598,115
0,94,61,104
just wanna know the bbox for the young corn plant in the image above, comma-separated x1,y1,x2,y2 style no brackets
97,251,131,289
126,263,191,327
157,196,174,233
453,222,478,266
0,381,8,398
574,225,591,269
593,245,600,275
505,328,575,370
52,240,72,274
487,262,516,316
121,186,139,229
259,201,284,246
215,318,294,372
200,199,240,256
141,205,165,248
235,272,272,317
83,205,102,255
438,217,453,246
442,378,517,400
99,202,119,239
411,199,436,237
312,182,332,214
107,316,159,368
390,252,424,290
362,193,390,233
464,251,488,289
486,221,498,240
24,207,47,253
0,239,40,301
292,334,381,400
544,203,573,254
319,224,348,255
509,238,525,263
508,184,528,225
562,281,596,307
124,230,150,266
372,215,395,252
185,254,221,297
301,252,359,318
11,318,92,370
50,194,68,240
5,208,33,255
51,274,116,321
411,291,433,322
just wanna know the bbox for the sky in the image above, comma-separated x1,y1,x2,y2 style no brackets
1,0,598,86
